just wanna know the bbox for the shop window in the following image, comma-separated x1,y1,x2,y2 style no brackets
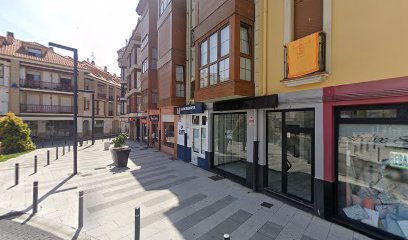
202,116,207,125
201,128,207,155
192,115,200,125
214,113,247,179
285,110,314,128
337,105,408,239
164,122,175,148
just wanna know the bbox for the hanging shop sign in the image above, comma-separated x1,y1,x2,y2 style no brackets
149,115,159,122
175,103,205,115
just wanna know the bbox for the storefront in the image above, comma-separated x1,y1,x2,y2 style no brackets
212,95,278,187
176,103,209,168
324,76,408,240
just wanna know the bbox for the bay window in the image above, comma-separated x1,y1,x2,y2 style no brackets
176,65,185,97
240,25,252,81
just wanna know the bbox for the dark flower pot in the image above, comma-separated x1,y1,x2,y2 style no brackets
111,147,131,167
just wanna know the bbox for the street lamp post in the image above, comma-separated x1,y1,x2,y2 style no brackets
49,42,78,175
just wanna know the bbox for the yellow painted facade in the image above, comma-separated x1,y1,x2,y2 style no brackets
257,0,408,95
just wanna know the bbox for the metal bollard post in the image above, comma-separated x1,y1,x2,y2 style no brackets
15,163,19,185
34,155,37,174
33,181,38,214
135,207,140,240
78,191,84,228
63,145,65,155
47,150,50,165
56,147,58,160
224,234,230,240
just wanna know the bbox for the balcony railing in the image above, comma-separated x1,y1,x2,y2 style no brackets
20,104,73,113
284,32,326,79
97,93,107,99
20,79,73,92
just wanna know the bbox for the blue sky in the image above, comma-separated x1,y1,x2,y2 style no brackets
0,0,140,75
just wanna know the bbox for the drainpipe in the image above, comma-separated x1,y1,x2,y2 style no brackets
262,0,268,96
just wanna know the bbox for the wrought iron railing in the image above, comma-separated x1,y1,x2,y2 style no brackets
20,104,73,113
20,79,73,92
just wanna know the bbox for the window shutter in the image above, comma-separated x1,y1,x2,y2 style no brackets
294,0,323,40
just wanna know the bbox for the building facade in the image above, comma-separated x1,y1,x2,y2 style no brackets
117,1,408,239
0,32,122,140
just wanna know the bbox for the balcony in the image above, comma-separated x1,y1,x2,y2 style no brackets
20,104,73,114
283,32,328,87
20,79,73,92
97,92,107,99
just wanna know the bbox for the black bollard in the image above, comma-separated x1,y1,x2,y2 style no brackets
63,145,65,156
68,145,71,152
78,191,84,228
15,163,19,185
33,181,38,214
135,207,140,240
47,150,50,165
56,147,58,160
34,155,37,174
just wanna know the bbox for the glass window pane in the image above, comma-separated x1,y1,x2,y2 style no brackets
164,122,175,148
240,57,251,81
285,111,314,128
209,63,218,85
201,128,207,154
267,112,282,192
219,58,230,82
200,41,208,66
240,26,250,55
209,33,218,63
337,123,408,239
221,26,230,57
214,113,247,179
200,68,208,88
193,128,200,153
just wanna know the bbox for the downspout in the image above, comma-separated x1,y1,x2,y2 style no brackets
262,0,268,96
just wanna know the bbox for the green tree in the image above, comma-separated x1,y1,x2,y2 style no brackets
0,113,35,154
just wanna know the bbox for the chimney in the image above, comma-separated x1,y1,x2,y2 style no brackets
91,60,95,65
49,47,53,51
6,32,14,44
104,66,107,72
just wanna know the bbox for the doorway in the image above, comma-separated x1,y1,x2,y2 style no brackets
266,110,314,203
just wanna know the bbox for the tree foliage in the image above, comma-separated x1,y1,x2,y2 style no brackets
0,113,36,154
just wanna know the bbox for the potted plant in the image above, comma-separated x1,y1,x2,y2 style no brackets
111,133,131,167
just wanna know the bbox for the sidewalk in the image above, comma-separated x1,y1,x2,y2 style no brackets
0,140,373,240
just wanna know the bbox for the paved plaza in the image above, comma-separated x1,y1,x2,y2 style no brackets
0,140,372,240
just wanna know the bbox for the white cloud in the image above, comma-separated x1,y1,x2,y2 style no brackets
0,0,140,75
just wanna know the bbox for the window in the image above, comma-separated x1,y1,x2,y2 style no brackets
0,64,4,86
336,105,408,239
209,64,218,85
193,128,200,153
176,65,184,82
26,71,40,81
164,122,175,148
240,26,250,54
176,83,185,97
199,25,230,88
220,26,230,57
200,41,208,67
159,0,171,15
200,68,208,88
84,97,90,110
151,48,158,69
219,58,230,83
27,48,42,57
240,57,251,81
142,59,148,73
152,92,158,104
209,33,218,63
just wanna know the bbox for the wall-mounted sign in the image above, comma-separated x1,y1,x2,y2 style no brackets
149,115,159,122
176,103,205,115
